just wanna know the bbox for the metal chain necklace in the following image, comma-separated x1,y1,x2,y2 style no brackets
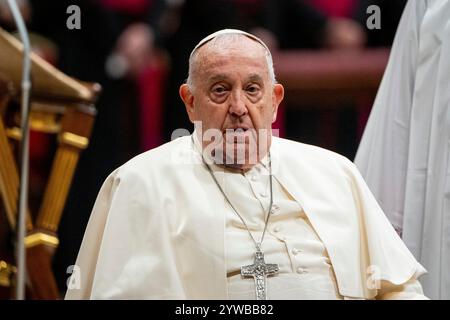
194,135,279,300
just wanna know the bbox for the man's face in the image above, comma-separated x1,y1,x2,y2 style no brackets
180,36,284,168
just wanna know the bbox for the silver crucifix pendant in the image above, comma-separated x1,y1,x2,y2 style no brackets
241,247,279,300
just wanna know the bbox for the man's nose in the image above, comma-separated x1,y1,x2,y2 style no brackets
228,91,248,117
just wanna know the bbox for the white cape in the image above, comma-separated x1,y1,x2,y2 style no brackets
355,0,450,299
66,136,425,299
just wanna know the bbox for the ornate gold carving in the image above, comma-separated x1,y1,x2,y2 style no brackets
36,148,79,231
0,120,34,230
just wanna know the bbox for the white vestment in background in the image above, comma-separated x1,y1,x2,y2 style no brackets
65,135,426,299
355,0,450,299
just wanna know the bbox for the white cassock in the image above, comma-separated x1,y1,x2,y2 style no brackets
65,135,427,300
354,0,450,299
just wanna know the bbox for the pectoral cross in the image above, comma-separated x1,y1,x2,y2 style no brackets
241,247,279,300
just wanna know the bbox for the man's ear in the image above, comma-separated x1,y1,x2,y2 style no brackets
179,84,196,122
271,83,284,123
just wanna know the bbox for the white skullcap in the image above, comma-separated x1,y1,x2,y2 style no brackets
189,29,271,59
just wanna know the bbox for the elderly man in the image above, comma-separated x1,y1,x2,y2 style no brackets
66,29,427,300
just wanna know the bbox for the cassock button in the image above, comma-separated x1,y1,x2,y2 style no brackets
292,248,300,255
273,226,280,233
251,174,258,182
260,192,268,198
